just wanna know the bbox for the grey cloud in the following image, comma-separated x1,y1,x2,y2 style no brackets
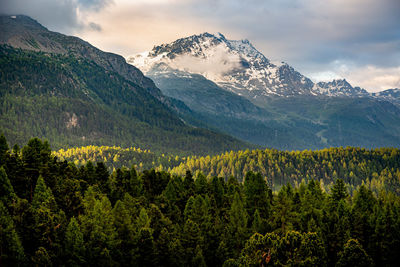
78,0,113,11
0,0,112,33
174,0,400,69
89,22,102,32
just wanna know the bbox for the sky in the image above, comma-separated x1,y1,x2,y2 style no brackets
1,0,399,92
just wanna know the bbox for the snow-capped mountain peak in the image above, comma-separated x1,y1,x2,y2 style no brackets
312,79,369,97
127,33,391,100
127,32,315,98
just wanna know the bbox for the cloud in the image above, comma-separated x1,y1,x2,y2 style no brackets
171,45,241,75
309,62,400,92
341,65,400,92
0,0,113,32
88,22,102,31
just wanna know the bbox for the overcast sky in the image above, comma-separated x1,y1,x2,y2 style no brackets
1,0,399,92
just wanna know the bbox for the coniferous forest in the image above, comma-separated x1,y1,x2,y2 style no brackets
1,135,400,266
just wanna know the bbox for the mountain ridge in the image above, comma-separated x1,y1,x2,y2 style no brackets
127,32,400,149
128,32,396,101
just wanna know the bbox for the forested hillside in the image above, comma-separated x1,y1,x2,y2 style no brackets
0,45,249,154
55,144,400,194
53,145,183,172
170,147,400,194
1,136,399,266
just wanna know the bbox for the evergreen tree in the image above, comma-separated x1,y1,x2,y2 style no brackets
192,245,207,267
336,239,373,267
226,192,248,257
31,176,65,263
65,217,85,266
137,228,157,266
79,187,118,265
0,201,25,265
331,179,348,202
0,134,9,165
0,167,16,207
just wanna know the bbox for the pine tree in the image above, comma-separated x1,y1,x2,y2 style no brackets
244,171,270,219
137,228,157,266
227,192,248,257
0,201,25,265
65,217,86,266
137,207,151,229
79,187,118,265
0,167,16,207
0,134,9,165
182,219,204,262
331,179,348,202
336,239,373,267
31,176,65,262
251,209,263,234
192,245,207,267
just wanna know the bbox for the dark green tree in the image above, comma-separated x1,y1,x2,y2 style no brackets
336,239,373,267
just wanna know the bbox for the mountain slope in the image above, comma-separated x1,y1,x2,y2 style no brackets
127,32,400,149
262,96,400,148
146,63,327,149
0,15,163,98
0,16,252,154
147,63,266,119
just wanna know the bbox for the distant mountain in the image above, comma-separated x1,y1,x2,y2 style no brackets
127,32,400,149
312,79,369,97
0,15,251,154
372,88,400,104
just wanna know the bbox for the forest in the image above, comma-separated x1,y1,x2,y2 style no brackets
1,135,400,266
55,144,400,194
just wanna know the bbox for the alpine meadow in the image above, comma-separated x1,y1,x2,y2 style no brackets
1,0,400,266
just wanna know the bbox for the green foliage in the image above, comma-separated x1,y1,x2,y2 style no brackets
0,201,25,264
0,167,16,206
336,239,373,267
171,147,400,193
65,217,86,266
0,136,399,266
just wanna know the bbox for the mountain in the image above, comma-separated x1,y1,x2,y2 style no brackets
0,15,251,154
144,62,325,150
312,79,369,97
0,15,163,98
127,32,400,149
372,88,400,104
128,32,317,99
128,32,396,101
147,62,265,119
